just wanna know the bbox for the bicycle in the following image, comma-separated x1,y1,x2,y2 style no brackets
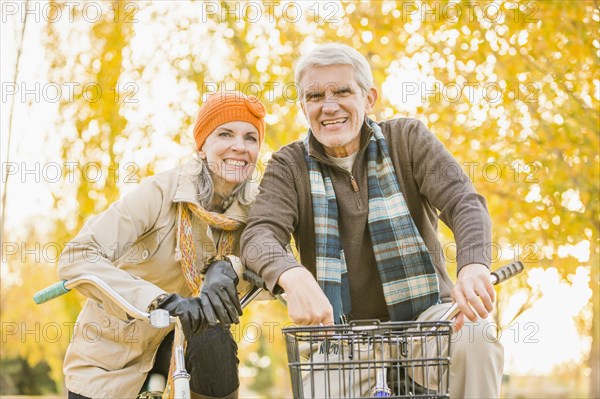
33,273,271,399
35,261,522,398
253,261,525,398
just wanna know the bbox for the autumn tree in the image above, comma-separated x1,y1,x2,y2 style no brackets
2,0,597,396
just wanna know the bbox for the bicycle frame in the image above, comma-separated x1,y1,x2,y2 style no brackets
35,261,523,398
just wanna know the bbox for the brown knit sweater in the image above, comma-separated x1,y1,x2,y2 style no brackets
241,118,492,320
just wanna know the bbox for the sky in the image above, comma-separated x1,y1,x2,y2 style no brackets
0,0,594,379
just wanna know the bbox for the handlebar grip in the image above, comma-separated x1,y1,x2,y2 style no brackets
34,281,71,304
243,269,266,288
243,269,284,295
491,261,524,285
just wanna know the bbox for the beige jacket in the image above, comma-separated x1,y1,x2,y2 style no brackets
58,160,252,398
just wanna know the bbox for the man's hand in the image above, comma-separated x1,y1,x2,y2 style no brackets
452,263,495,323
278,267,334,326
200,259,243,328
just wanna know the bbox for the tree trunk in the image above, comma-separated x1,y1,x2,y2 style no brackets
590,252,599,398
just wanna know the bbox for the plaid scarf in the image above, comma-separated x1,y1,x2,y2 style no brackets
306,120,439,322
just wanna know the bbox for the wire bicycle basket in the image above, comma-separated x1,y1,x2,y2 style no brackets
283,320,452,398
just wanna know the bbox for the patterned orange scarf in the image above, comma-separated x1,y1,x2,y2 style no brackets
162,202,242,398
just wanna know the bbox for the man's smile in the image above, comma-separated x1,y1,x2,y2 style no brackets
322,117,348,126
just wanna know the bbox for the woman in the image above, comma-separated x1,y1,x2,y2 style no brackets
57,91,267,399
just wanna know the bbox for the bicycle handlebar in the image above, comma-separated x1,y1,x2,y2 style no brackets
490,261,524,285
242,269,268,291
244,261,525,324
35,262,524,326
34,271,275,326
33,274,172,328
240,269,287,308
33,280,71,304
242,269,284,295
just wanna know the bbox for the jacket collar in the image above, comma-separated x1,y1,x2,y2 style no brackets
172,159,249,223
306,119,375,165
173,160,201,205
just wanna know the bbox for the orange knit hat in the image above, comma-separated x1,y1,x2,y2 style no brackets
193,91,266,150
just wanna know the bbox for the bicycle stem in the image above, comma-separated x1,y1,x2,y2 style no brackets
172,318,191,397
370,339,392,397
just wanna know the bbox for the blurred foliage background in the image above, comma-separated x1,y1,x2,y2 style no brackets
1,0,598,397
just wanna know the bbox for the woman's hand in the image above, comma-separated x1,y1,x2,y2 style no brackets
158,294,207,339
200,259,243,327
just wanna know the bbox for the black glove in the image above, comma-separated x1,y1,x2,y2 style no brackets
200,259,243,328
158,294,207,339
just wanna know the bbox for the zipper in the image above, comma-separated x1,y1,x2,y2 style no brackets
310,153,360,192
349,174,359,192
307,128,374,212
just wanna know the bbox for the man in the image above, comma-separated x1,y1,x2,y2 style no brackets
241,43,503,398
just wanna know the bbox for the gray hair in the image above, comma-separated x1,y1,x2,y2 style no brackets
294,43,374,95
193,153,255,210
